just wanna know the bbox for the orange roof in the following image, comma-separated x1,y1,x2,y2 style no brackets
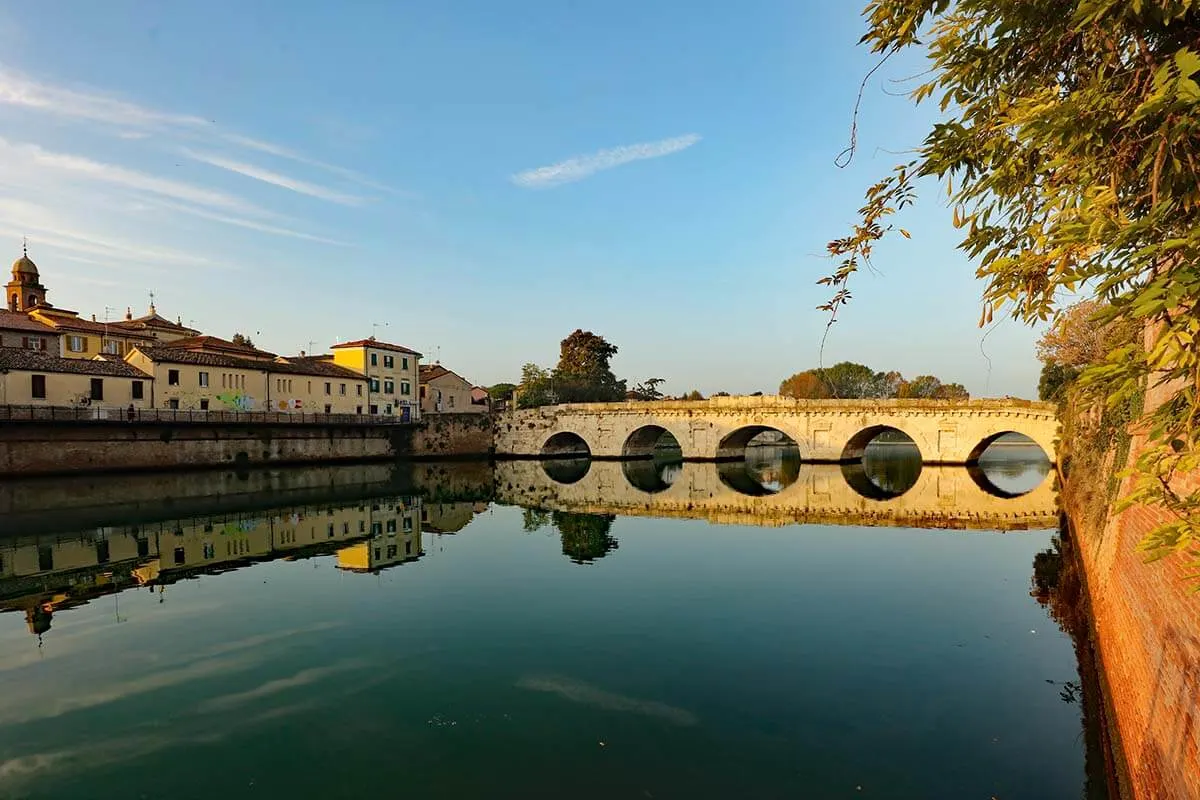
160,335,276,359
330,338,422,357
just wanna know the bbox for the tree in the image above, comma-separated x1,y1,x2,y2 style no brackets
780,371,831,399
1039,363,1080,403
934,382,969,401
488,382,517,401
826,1,1200,561
630,377,666,401
231,332,255,349
1037,301,1135,369
684,389,705,401
516,363,553,409
553,512,619,564
551,330,626,403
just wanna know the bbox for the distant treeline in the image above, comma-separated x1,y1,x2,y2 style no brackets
779,362,969,400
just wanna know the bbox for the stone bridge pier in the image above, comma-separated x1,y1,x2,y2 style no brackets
495,397,1059,464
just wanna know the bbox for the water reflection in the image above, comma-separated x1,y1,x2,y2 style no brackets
0,459,1107,799
842,442,924,500
974,445,1053,497
542,457,591,484
622,457,683,493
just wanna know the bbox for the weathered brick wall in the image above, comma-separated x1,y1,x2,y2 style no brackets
0,414,495,476
1063,379,1200,800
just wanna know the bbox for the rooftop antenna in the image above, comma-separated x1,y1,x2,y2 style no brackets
148,290,156,314
22,236,28,257
372,322,389,340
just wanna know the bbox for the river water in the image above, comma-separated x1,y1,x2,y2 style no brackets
0,446,1109,799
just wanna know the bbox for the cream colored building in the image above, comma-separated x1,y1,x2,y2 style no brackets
0,349,153,410
329,338,421,420
125,336,368,413
419,363,483,414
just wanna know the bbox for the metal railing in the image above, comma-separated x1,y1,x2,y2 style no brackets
0,405,417,426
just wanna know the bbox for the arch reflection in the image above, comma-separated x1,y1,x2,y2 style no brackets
842,444,923,500
623,458,683,494
718,446,802,496
968,438,1052,497
542,457,591,485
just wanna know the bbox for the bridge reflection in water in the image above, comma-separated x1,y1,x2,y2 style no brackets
500,443,1055,531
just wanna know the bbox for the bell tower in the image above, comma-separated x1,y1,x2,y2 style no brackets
7,240,47,312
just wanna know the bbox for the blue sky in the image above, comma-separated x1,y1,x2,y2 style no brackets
0,1,1044,397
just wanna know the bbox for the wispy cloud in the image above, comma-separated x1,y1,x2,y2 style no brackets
198,660,369,713
144,198,350,246
0,66,208,129
182,148,364,206
221,133,398,195
0,137,264,216
511,133,702,189
516,674,699,726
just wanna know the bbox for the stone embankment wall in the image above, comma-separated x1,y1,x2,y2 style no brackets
1062,379,1200,800
0,413,494,476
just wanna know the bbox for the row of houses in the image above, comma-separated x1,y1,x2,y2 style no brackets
0,248,487,417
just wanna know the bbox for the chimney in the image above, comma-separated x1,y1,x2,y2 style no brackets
300,350,307,358
91,314,96,322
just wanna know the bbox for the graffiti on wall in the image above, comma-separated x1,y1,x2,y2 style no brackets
216,392,255,412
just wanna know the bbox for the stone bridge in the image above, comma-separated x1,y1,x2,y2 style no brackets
495,397,1059,463
494,459,1058,531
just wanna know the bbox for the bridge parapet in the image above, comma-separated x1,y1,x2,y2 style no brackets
495,397,1059,463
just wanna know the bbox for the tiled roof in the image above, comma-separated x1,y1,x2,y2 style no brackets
0,310,58,335
0,348,152,378
134,347,366,380
330,338,422,357
277,357,366,380
32,311,155,338
160,335,276,358
419,364,469,385
112,314,200,335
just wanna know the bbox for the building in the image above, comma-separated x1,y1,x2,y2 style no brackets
419,363,483,414
125,336,368,413
335,497,423,572
329,338,421,420
6,244,47,312
0,349,153,410
470,386,491,410
110,305,202,344
0,309,59,352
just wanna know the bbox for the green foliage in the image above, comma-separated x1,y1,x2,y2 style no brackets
488,382,517,401
231,332,255,349
516,363,553,409
552,330,626,403
552,512,618,564
630,377,666,401
780,362,969,399
1039,362,1080,402
831,0,1200,564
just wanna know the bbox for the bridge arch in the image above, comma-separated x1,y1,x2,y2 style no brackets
966,431,1052,464
541,431,591,459
840,425,922,462
716,426,800,460
622,459,682,494
622,425,683,459
543,458,591,485
841,459,922,500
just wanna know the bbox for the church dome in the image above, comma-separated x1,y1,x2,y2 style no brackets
12,254,38,278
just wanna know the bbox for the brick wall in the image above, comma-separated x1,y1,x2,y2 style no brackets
1063,378,1200,800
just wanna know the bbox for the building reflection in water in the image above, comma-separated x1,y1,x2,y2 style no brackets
1,495,426,638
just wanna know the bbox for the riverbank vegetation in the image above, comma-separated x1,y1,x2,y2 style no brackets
779,361,968,400
831,0,1200,564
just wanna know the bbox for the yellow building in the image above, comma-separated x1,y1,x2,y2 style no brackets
329,337,421,420
0,349,153,410
335,497,423,572
419,363,484,414
125,336,368,413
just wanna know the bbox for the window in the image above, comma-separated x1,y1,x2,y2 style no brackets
420,385,426,400
384,380,394,394
173,547,185,565
359,520,366,533
386,519,397,533
385,404,393,415
356,406,363,414
102,339,120,355
374,548,382,560
369,378,380,392
200,399,209,411
327,523,335,538
324,382,331,395
386,545,398,559
168,369,180,386
324,404,332,414
384,355,394,368
96,539,110,564
405,540,412,555
339,383,346,395
402,357,409,370
38,545,53,571
371,522,382,535
168,398,179,409
21,336,46,351
132,381,144,400
403,517,413,532
401,381,411,396
448,395,455,408
369,404,378,415
90,378,104,401
199,371,209,388
68,335,85,353
30,374,46,399
370,353,378,367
